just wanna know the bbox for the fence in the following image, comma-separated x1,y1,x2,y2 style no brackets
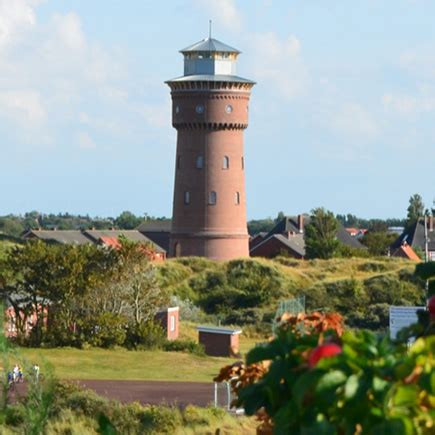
272,295,306,335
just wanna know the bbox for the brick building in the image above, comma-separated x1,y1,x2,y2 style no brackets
250,214,365,259
166,35,255,260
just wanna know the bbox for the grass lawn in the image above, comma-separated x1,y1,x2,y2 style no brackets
16,325,259,382
18,347,235,383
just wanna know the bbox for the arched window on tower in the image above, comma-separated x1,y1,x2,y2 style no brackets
208,191,217,205
241,156,244,170
223,156,230,170
235,192,240,205
184,191,190,205
174,242,181,257
196,155,204,169
177,155,181,169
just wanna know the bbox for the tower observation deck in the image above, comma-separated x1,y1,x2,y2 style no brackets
166,36,255,260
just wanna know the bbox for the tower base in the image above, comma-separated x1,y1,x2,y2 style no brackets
170,232,249,260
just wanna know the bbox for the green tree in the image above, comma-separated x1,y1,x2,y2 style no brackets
407,193,424,226
247,218,275,235
114,211,142,229
0,217,25,238
0,241,115,345
274,211,285,224
361,230,396,256
305,208,340,259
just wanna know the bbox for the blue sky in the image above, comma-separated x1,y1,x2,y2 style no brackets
1,0,434,219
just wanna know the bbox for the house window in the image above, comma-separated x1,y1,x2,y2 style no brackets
177,155,181,169
196,155,204,169
170,315,176,332
184,191,190,205
235,192,240,205
223,156,229,169
241,156,244,170
209,191,217,205
174,242,181,257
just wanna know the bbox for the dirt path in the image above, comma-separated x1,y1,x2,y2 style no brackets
75,380,220,408
8,380,228,408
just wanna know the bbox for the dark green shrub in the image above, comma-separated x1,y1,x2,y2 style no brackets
357,261,388,272
4,404,26,426
346,303,390,330
198,286,245,314
223,308,264,325
175,256,217,272
364,274,423,306
226,259,286,304
124,321,165,350
63,389,109,417
140,405,182,433
182,405,226,427
86,313,127,348
162,339,205,356
107,401,143,434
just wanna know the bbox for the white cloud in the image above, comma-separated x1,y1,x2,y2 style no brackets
194,0,242,32
0,2,142,148
78,132,96,150
0,0,42,49
330,103,378,138
52,12,86,51
382,93,435,115
399,47,435,78
246,32,307,99
0,89,46,123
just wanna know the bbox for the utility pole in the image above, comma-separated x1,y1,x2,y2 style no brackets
424,214,429,263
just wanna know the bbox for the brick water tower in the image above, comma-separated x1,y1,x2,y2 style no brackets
166,35,255,260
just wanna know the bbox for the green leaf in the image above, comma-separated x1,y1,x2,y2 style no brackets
98,414,117,435
418,371,435,395
237,383,267,415
315,370,347,395
393,385,419,407
273,400,297,433
246,340,282,364
373,376,389,393
300,418,336,435
371,417,414,435
344,374,359,400
292,370,324,409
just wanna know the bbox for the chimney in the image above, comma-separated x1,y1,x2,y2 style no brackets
298,214,304,233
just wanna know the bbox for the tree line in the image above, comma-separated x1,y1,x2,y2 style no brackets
0,239,169,348
0,211,169,238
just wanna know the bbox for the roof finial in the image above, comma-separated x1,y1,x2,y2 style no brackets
209,20,212,39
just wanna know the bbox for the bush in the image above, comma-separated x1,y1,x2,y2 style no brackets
357,261,388,272
140,405,182,433
170,296,207,323
218,313,435,434
85,313,127,348
63,389,110,417
4,405,26,426
124,321,166,350
162,339,205,356
182,405,226,427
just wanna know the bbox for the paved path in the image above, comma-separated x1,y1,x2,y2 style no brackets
7,380,228,408
75,380,219,408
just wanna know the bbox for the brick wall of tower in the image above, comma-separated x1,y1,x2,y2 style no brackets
169,87,252,260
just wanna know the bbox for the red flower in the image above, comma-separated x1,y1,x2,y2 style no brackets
308,343,342,368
